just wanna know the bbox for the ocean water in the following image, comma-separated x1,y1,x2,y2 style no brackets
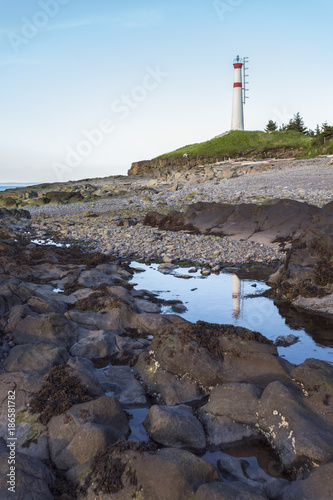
0,183,36,192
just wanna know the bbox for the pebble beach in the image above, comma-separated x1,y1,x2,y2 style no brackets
26,157,332,267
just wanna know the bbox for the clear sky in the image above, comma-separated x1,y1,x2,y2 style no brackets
1,0,332,183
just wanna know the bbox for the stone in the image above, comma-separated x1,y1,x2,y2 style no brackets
258,381,333,468
12,313,78,347
137,322,293,392
69,330,118,360
132,448,220,500
96,365,147,407
0,445,54,499
48,396,129,469
143,405,206,452
271,461,333,500
201,383,263,425
134,298,161,313
3,342,69,375
290,358,333,423
66,357,104,397
135,357,207,405
274,334,299,347
195,481,267,499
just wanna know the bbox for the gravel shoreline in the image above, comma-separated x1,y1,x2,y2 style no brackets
26,157,332,268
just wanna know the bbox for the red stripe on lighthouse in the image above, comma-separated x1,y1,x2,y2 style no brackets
234,83,242,88
233,63,242,69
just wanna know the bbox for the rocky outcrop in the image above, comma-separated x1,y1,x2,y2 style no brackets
128,155,228,176
1,208,333,499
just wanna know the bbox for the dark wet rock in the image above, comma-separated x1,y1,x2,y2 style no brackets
0,281,22,313
271,461,333,500
27,295,68,314
134,298,161,313
274,334,299,347
9,409,49,461
143,404,206,452
135,322,293,397
4,304,35,333
134,359,208,405
48,396,129,469
201,384,263,425
216,453,288,499
198,384,263,449
144,199,324,244
0,442,54,499
86,445,220,500
194,481,267,499
290,358,333,423
70,330,118,360
3,342,68,375
172,303,188,313
96,365,147,407
77,268,119,287
133,448,219,499
258,381,333,469
12,313,78,347
66,308,136,332
199,413,260,450
66,357,104,397
0,373,45,437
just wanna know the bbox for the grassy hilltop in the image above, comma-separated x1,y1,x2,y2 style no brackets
156,130,333,160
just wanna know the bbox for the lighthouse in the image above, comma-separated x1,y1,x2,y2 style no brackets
231,55,247,130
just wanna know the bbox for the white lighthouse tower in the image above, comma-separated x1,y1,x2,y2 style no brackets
231,55,248,130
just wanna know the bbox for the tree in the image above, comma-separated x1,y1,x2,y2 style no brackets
286,112,307,134
265,120,278,132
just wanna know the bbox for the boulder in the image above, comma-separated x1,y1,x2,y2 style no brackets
3,342,69,375
48,396,129,469
136,322,293,393
134,357,207,405
200,384,262,425
290,358,333,423
143,405,206,452
66,357,104,397
12,313,78,347
258,381,333,468
96,365,147,407
0,445,54,498
271,461,333,500
70,330,118,360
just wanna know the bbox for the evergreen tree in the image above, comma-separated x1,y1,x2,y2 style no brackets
286,112,307,134
265,120,278,132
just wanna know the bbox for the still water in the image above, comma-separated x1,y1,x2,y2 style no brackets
130,262,333,366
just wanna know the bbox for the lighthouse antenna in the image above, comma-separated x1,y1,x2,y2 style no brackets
243,56,249,105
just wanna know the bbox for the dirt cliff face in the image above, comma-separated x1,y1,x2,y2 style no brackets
128,148,305,176
128,156,228,176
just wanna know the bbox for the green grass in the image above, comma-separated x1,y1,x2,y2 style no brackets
156,130,333,160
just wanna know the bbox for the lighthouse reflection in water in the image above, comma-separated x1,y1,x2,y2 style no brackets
232,274,241,319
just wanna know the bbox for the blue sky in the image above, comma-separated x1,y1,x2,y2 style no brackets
0,0,332,183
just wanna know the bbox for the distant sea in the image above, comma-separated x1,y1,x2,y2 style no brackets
0,183,36,192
